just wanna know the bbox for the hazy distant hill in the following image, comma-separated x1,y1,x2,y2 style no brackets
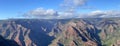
0,18,120,46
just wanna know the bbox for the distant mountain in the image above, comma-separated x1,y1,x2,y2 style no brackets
0,18,120,46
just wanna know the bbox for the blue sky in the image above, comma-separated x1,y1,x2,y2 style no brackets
0,0,120,19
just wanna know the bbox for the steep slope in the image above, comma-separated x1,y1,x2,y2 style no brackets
0,20,34,46
0,35,19,46
49,19,101,46
97,19,120,46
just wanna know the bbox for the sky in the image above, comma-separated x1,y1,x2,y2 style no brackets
0,0,120,19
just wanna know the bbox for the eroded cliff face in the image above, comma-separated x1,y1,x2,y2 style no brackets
0,18,120,46
49,20,101,46
0,21,34,46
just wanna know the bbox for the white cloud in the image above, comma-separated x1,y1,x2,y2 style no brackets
30,8,57,16
73,0,86,6
59,0,87,19
23,8,58,19
58,12,77,19
23,0,88,19
24,8,120,19
79,10,120,18
88,10,106,17
61,0,86,7
22,0,120,19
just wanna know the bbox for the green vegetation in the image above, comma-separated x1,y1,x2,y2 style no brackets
101,28,120,46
